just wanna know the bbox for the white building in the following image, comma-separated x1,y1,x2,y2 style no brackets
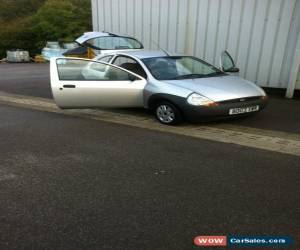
91,0,300,97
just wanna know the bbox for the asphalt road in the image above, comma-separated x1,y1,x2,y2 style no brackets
0,63,51,98
0,105,299,250
0,63,300,249
0,63,300,134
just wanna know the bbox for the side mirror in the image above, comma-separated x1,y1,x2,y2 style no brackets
225,67,239,73
220,51,238,73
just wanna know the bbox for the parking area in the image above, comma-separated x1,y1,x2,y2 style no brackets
0,63,300,249
0,63,300,134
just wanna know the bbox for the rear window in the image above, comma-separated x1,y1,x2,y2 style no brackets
86,36,143,50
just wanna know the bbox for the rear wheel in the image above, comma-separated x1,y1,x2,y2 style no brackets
155,101,183,125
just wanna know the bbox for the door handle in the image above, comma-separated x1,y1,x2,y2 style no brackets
63,84,76,88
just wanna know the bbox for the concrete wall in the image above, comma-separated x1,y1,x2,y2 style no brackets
92,0,300,90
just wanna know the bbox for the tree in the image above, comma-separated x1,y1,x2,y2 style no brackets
0,0,91,58
0,0,46,21
31,0,91,48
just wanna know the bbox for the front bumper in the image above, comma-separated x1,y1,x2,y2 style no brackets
181,96,268,122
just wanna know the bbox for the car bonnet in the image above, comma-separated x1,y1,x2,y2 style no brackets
162,75,265,102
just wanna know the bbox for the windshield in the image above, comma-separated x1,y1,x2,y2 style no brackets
86,36,143,50
142,56,224,80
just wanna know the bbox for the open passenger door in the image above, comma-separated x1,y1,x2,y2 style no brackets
50,58,147,108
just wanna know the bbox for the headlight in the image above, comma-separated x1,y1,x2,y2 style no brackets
261,95,268,101
260,89,268,100
187,93,218,106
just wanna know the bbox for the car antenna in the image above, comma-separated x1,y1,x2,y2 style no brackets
150,39,170,56
161,48,170,56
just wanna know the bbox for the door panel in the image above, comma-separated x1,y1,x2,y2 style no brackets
50,58,146,108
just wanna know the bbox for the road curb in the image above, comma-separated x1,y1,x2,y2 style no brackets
1,91,300,157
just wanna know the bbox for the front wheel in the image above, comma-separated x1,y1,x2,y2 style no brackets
155,101,183,125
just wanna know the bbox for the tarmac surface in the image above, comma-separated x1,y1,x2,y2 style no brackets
1,105,299,250
0,63,299,249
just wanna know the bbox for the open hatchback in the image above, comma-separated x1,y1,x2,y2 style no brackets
63,32,144,58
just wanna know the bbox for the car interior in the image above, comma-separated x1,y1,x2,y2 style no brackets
119,62,147,79
148,59,178,79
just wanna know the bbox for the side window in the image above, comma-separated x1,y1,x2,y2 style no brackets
98,55,113,63
112,56,147,79
113,56,133,67
56,58,139,81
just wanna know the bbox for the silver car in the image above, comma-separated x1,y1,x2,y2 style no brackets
50,50,268,125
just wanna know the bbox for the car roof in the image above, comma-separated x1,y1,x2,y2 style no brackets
115,50,169,59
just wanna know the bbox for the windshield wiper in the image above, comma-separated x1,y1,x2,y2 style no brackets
205,72,226,77
171,74,205,80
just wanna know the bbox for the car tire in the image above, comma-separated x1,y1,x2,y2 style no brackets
155,101,183,125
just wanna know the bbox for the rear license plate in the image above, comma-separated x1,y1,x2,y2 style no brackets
229,105,259,115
